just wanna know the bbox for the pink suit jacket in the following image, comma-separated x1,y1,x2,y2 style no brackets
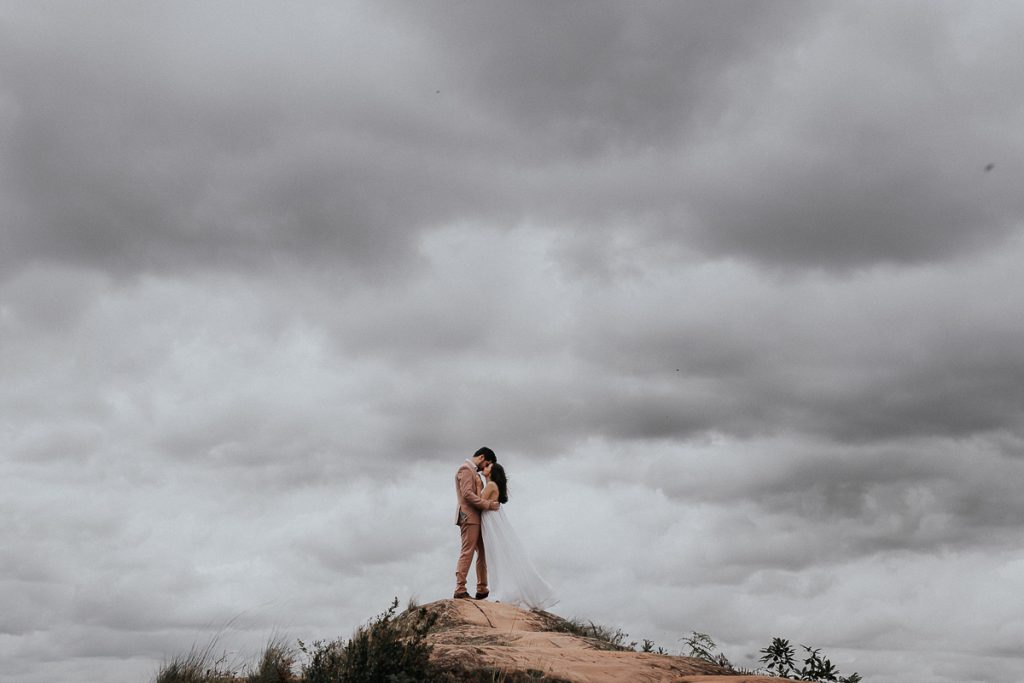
455,461,498,525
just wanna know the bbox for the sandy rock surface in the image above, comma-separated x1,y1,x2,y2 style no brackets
417,599,788,683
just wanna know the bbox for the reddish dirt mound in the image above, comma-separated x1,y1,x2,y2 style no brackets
418,599,787,683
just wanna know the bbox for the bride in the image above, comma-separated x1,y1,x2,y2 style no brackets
480,461,557,610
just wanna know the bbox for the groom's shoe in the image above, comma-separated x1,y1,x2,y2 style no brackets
453,591,472,599
474,591,489,600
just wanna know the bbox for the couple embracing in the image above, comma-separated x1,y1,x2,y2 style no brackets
454,447,556,610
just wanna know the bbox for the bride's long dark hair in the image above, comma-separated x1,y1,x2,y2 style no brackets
490,463,509,504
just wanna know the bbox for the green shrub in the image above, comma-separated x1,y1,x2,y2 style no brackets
299,597,440,683
758,636,861,682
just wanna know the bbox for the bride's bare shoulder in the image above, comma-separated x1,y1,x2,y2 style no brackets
482,481,498,500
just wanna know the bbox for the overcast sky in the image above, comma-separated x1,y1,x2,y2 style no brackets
2,2,1024,682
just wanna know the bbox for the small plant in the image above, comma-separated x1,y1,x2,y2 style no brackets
801,645,840,681
682,632,717,662
246,637,295,683
638,639,670,655
681,631,735,671
155,637,239,683
544,616,634,651
759,637,798,678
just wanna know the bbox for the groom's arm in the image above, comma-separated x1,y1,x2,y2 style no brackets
457,468,499,511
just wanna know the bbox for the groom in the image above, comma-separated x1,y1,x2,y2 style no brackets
454,446,500,599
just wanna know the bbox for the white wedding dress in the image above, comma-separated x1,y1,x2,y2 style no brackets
481,506,557,610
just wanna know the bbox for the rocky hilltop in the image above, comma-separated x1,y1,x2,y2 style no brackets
414,599,788,683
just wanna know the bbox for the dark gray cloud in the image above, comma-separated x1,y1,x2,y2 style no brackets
0,2,474,276
675,2,1024,267
390,1,813,152
5,1,1024,284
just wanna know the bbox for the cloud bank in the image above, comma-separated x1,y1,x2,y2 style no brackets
3,2,1024,682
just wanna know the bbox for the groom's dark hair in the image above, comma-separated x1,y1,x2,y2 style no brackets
474,446,497,463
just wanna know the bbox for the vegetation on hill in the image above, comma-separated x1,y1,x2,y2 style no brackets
681,630,862,682
154,598,863,683
155,598,441,683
